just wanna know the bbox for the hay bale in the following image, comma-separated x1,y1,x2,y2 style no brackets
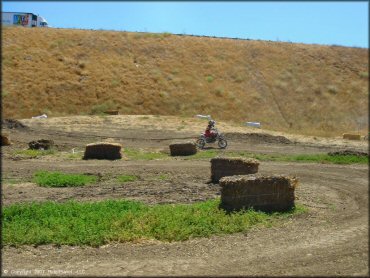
211,157,259,183
105,110,119,115
28,139,54,150
169,142,197,156
1,134,11,146
83,142,122,160
220,174,298,212
343,133,361,140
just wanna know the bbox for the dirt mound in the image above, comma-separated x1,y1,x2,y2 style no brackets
328,150,368,157
2,119,28,130
28,139,54,150
225,132,292,144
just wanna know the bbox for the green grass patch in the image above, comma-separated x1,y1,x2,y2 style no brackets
1,177,22,185
65,152,83,160
33,171,97,187
280,153,368,164
124,148,168,160
13,149,56,158
2,199,305,247
121,147,367,164
186,150,368,164
249,153,368,164
117,175,138,183
157,173,170,180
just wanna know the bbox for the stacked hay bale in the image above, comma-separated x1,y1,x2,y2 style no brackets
28,139,54,150
83,142,122,160
169,142,197,156
220,174,298,212
1,134,11,146
211,157,259,183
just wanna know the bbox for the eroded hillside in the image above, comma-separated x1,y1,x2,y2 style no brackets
2,27,368,136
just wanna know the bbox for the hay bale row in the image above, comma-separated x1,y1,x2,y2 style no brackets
83,142,122,160
220,174,298,212
1,134,11,146
28,139,54,150
211,157,259,183
343,133,361,140
169,142,197,156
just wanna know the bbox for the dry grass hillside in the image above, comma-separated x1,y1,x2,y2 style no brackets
2,27,368,136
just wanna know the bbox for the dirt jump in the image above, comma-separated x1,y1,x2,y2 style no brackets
1,115,368,276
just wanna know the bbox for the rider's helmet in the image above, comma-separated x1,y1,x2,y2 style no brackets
208,120,215,127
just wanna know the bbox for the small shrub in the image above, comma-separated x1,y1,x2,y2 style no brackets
171,69,180,75
117,175,138,183
90,101,116,115
214,87,224,97
1,177,21,185
157,174,169,180
162,32,172,37
159,91,169,98
275,80,288,89
205,75,214,83
33,171,97,187
66,153,83,160
327,85,338,94
234,75,244,83
78,61,86,69
359,71,369,79
2,90,10,97
13,149,55,158
111,79,120,87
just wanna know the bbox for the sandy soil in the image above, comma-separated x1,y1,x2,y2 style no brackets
1,115,368,276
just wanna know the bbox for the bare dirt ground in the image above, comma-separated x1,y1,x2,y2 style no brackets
1,115,368,276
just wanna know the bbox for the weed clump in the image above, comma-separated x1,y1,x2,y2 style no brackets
117,175,138,183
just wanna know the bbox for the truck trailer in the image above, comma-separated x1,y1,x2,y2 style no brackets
2,12,48,27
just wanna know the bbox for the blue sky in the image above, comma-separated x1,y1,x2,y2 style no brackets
2,1,369,48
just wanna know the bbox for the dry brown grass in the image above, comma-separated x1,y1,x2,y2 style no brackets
2,27,368,136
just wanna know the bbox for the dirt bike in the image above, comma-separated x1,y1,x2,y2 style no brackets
196,128,228,149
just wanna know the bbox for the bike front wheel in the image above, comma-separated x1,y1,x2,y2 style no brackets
218,138,228,149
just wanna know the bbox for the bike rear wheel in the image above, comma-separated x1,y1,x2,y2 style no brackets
196,138,206,149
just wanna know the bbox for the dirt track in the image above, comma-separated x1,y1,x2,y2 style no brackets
1,116,368,276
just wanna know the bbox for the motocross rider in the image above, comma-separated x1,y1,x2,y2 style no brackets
205,120,217,138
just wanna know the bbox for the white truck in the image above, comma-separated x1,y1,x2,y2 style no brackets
2,12,48,27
